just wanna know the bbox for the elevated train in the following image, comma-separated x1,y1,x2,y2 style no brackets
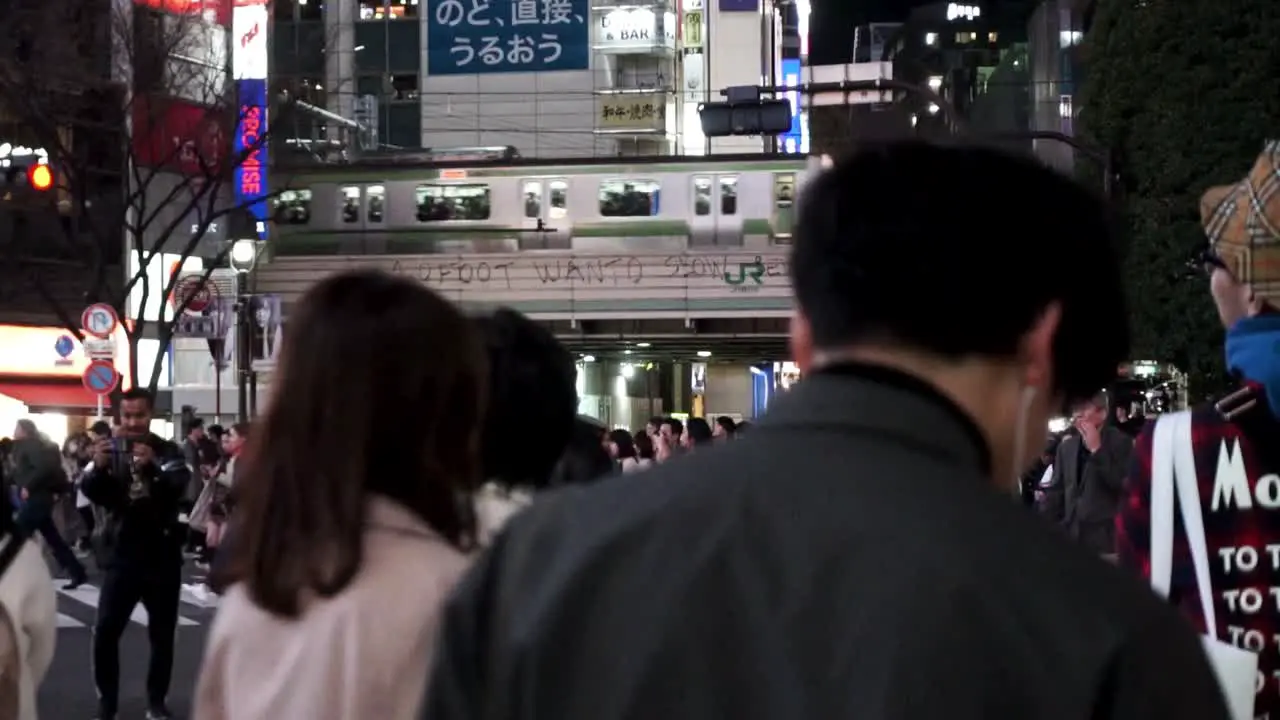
270,149,821,256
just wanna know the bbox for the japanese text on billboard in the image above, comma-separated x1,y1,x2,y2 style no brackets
427,0,590,75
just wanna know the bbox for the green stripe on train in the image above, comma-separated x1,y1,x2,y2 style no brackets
280,160,806,184
271,220,781,256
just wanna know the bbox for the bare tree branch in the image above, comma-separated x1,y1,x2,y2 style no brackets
0,0,324,393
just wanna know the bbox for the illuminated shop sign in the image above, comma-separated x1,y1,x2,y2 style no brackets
779,59,804,154
0,143,47,168
946,3,980,20
595,8,675,52
232,0,268,235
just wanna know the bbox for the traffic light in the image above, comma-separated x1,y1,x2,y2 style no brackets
27,164,53,191
699,99,793,137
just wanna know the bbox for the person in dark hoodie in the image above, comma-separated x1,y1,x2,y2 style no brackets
10,418,87,588
81,388,191,720
548,417,615,486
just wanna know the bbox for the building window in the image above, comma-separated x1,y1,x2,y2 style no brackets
298,0,321,20
415,184,491,221
391,0,418,18
359,0,386,19
341,186,360,223
599,180,660,217
273,0,296,21
367,185,385,222
274,189,311,224
391,74,418,101
1059,94,1074,134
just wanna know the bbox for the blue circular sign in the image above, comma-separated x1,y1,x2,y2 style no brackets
54,335,74,359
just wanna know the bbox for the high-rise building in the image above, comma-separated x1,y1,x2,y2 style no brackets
272,0,793,157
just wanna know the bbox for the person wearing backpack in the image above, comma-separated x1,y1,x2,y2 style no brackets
11,420,88,590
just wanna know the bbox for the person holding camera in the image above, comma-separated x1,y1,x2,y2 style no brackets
81,388,192,720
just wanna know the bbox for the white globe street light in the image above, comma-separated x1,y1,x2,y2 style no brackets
230,238,258,271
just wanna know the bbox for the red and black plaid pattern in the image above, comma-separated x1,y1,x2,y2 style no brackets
1117,397,1280,718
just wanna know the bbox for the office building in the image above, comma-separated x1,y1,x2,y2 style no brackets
271,0,796,157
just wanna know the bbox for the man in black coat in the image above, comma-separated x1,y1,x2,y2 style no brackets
82,388,191,720
422,142,1229,719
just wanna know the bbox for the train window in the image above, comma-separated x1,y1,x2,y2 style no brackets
415,183,492,222
773,173,796,241
599,179,660,217
693,177,711,216
341,186,360,224
549,180,567,220
273,189,311,225
367,185,385,222
719,176,738,215
522,180,541,218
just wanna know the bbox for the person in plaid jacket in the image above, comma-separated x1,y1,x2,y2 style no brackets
1116,140,1280,719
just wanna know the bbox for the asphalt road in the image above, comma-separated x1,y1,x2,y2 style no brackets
38,561,218,719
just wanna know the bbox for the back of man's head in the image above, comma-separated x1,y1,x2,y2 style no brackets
476,308,577,490
790,140,1127,408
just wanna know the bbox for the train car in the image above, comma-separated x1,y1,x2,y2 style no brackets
269,151,817,256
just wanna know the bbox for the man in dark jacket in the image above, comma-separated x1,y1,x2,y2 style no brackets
10,418,87,588
423,142,1230,719
82,388,190,720
1039,391,1134,556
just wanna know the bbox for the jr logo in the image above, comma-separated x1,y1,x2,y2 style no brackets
723,256,765,286
241,23,259,48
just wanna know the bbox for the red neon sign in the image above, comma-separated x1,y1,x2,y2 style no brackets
237,105,263,197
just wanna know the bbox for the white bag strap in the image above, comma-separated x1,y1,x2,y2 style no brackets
1149,412,1221,639
1172,411,1220,640
1150,414,1176,598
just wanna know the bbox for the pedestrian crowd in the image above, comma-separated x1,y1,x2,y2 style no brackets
0,139,1278,720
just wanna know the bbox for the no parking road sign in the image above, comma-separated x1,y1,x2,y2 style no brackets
82,360,119,397
81,303,119,339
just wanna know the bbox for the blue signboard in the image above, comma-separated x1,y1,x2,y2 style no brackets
780,59,803,154
427,0,590,75
234,78,269,235
719,0,758,11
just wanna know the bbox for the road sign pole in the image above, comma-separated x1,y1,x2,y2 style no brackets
96,395,103,420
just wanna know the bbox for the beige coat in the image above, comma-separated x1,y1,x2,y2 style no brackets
193,496,471,720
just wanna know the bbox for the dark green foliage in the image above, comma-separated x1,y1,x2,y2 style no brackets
1079,0,1280,400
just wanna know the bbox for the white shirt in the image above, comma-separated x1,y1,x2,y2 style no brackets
0,539,57,720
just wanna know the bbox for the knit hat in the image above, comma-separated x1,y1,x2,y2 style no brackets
1200,140,1280,300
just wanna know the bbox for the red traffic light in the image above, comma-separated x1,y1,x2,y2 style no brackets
27,164,53,191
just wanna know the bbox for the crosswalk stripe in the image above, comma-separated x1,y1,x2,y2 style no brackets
55,582,203,629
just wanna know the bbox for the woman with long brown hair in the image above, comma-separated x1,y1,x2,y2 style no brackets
194,270,485,719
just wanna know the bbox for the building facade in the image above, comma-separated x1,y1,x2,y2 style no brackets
270,0,792,157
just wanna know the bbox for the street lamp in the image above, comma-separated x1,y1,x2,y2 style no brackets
229,239,259,422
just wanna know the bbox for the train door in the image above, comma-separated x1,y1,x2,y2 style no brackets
771,172,796,244
519,177,570,249
690,173,742,247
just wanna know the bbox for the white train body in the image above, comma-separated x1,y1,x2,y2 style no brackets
270,153,820,256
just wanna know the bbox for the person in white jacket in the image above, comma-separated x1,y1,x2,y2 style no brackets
0,493,57,720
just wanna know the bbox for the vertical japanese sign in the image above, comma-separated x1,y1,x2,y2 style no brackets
427,0,591,75
232,0,269,236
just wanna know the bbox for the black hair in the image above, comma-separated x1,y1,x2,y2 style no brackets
90,421,111,436
185,417,204,435
686,417,713,444
119,387,155,408
550,418,615,486
662,417,683,436
475,308,577,490
791,140,1127,407
608,429,636,459
648,416,665,428
634,431,655,460
715,416,737,435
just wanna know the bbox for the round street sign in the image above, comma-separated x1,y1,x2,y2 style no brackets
82,360,120,397
173,275,215,314
81,303,119,339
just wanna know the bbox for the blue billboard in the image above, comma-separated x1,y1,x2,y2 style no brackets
234,78,269,235
779,59,804,154
428,0,590,75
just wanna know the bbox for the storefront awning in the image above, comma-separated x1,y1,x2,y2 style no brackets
0,382,104,413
